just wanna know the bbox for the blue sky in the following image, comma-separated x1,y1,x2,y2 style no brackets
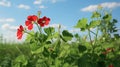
0,0,120,42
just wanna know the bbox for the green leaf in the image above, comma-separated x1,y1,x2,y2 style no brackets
51,40,61,59
42,47,50,57
89,20,101,28
62,30,73,37
114,34,120,39
74,18,88,28
113,19,117,23
91,11,101,18
63,63,69,67
74,33,79,38
36,59,48,67
97,61,105,67
14,55,28,66
99,54,106,60
55,59,61,67
78,55,92,67
103,14,112,21
31,47,44,54
81,28,86,31
46,32,59,41
39,33,48,42
13,63,20,67
44,27,55,35
78,45,87,52
59,44,70,58
30,43,40,51
62,30,73,41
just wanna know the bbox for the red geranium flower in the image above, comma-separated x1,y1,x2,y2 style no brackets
17,25,24,39
25,15,38,30
102,48,114,55
102,51,108,55
38,16,50,27
25,20,33,30
108,64,114,67
27,15,38,21
106,48,111,51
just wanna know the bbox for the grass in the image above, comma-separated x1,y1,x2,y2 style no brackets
0,43,30,66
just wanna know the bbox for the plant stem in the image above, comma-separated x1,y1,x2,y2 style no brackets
94,27,99,45
35,23,42,33
58,24,61,39
24,31,34,36
88,29,92,46
88,29,95,54
90,30,97,36
16,46,23,54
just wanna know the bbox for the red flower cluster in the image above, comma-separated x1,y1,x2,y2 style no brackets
38,16,50,27
17,14,50,40
17,25,24,39
108,64,114,67
25,15,50,30
102,48,114,55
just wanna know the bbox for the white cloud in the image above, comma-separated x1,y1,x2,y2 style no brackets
1,23,18,31
69,28,80,33
81,2,120,12
0,0,11,7
17,4,30,10
0,18,15,23
81,5,98,12
51,0,57,3
34,0,43,5
50,0,65,3
39,5,46,9
101,2,120,8
33,0,65,5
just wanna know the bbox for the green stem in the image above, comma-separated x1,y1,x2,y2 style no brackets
88,29,95,54
35,23,42,33
16,46,23,54
58,24,61,39
88,29,92,46
54,24,61,50
90,30,97,36
24,31,34,36
88,29,96,63
94,27,99,45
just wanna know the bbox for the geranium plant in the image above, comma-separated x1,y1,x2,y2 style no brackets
13,8,120,67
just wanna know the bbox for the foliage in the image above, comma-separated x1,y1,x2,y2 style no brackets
0,8,120,67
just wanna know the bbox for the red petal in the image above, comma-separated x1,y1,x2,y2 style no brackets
25,20,32,26
32,15,38,21
106,48,111,51
27,15,33,21
45,18,50,25
28,24,33,30
42,16,50,25
17,29,23,39
38,18,42,24
19,25,24,31
17,29,20,36
43,16,47,20
108,64,114,67
27,15,38,21
17,33,23,39
40,23,45,27
37,16,50,27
